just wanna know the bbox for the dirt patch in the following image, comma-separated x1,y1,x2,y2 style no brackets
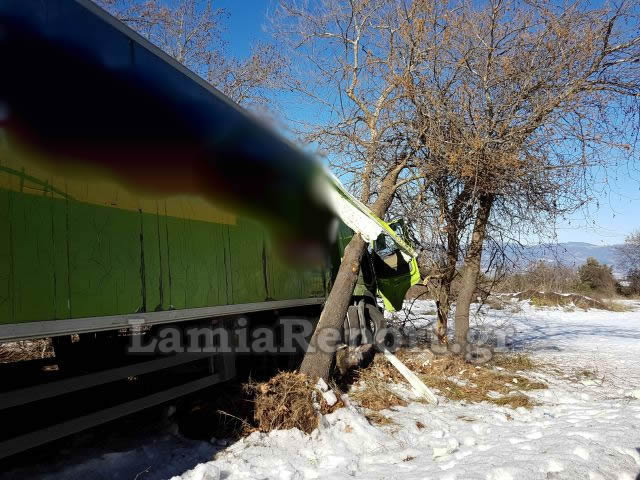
247,372,344,434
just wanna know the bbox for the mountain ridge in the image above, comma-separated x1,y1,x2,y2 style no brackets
518,241,622,272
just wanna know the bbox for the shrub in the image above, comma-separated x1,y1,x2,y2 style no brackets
247,372,344,434
577,257,616,295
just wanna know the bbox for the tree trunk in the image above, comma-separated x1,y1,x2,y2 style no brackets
453,193,494,352
299,234,367,380
434,286,450,344
432,183,470,345
434,226,460,344
299,161,406,380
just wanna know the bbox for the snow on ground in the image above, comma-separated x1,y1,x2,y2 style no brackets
0,420,221,480
4,299,639,479
176,299,640,480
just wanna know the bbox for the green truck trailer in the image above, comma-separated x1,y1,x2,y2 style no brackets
0,152,328,340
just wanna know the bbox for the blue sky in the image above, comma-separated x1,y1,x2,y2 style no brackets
218,0,272,57
556,164,640,245
219,0,640,246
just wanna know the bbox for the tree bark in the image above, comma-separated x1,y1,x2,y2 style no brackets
453,193,494,352
299,233,367,379
434,284,451,344
434,224,460,344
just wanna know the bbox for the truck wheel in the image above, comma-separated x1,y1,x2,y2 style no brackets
364,303,396,350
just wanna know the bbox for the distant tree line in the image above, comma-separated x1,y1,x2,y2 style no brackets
497,254,639,297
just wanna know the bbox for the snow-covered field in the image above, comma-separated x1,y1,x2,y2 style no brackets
4,299,640,480
177,299,640,480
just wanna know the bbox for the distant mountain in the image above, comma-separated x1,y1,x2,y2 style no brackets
518,242,622,272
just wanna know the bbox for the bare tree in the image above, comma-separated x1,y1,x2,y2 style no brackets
617,231,640,270
93,0,287,109
398,0,640,352
271,0,432,379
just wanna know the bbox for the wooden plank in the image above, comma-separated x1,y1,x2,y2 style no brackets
379,345,439,405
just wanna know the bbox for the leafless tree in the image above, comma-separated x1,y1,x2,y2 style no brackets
616,230,640,276
271,0,433,379
93,0,287,109
398,0,640,351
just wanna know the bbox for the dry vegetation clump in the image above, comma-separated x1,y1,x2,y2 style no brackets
246,372,344,434
491,394,535,408
348,355,408,411
348,350,546,411
515,290,609,310
0,339,54,363
562,367,603,385
575,368,598,380
601,300,634,312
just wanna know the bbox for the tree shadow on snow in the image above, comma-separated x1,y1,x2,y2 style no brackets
508,323,640,351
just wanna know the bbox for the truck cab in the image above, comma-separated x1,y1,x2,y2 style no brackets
332,218,420,312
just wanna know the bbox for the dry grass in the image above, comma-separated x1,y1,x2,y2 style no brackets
0,339,54,363
419,355,546,408
530,295,566,308
489,353,537,372
492,394,535,408
516,290,611,310
517,290,634,312
246,372,344,434
601,300,633,312
348,350,546,411
348,356,408,411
